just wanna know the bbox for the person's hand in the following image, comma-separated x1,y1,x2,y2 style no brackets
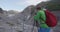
35,21,40,27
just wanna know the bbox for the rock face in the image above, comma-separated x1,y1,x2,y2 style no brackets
51,11,60,32
0,4,60,32
0,5,38,32
14,5,37,32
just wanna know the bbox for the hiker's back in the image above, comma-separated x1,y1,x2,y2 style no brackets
34,9,49,28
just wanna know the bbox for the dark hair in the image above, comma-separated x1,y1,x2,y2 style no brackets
36,6,41,10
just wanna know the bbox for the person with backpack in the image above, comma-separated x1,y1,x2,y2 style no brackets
34,6,57,32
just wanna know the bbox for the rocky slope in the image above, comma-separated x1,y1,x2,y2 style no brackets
0,2,60,32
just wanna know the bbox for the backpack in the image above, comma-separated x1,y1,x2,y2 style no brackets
45,10,57,27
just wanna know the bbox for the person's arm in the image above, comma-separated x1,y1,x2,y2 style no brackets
34,11,40,21
40,11,46,21
34,11,40,27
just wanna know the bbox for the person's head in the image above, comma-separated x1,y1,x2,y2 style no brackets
34,6,41,15
36,6,41,11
